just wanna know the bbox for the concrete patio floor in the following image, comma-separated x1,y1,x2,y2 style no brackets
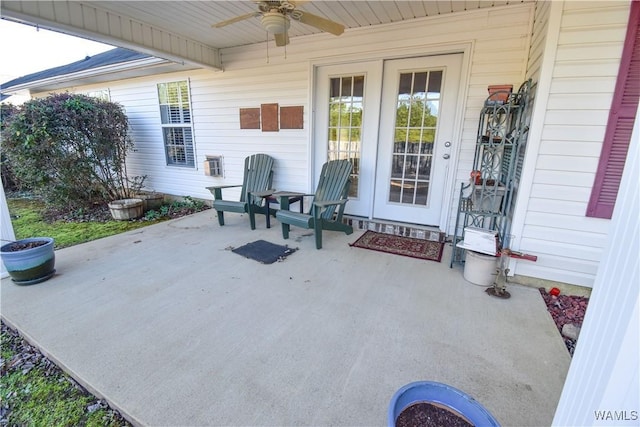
1,210,571,426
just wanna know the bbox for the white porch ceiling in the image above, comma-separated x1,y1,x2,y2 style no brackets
91,0,531,48
1,1,532,70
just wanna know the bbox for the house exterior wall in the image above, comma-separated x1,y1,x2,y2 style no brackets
34,4,534,214
31,2,632,289
512,1,631,288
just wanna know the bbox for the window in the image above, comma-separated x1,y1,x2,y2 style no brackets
328,75,364,197
157,80,195,167
587,1,639,218
85,89,110,101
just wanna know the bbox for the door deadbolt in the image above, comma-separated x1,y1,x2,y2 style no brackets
443,154,450,159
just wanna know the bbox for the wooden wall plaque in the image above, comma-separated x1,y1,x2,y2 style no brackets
261,103,279,132
239,108,260,129
280,106,304,129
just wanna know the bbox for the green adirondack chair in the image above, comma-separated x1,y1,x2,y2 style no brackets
206,153,275,229
275,159,353,249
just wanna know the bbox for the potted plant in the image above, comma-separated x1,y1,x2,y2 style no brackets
107,198,144,220
487,84,513,104
133,190,165,213
107,175,147,221
1,237,56,285
388,381,499,427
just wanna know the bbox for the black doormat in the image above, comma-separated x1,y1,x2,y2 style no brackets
231,240,297,264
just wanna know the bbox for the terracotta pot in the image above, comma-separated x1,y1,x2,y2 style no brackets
1,237,56,285
487,84,513,104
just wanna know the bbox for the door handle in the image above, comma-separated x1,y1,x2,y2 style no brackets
442,154,450,159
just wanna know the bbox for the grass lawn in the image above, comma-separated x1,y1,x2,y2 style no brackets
1,195,209,425
7,198,170,248
1,323,130,426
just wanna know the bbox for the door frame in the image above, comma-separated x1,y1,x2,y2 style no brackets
308,42,472,231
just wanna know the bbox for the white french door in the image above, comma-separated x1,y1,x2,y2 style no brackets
314,54,462,226
373,55,462,225
314,61,382,216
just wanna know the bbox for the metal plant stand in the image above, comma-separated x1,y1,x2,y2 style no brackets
451,80,534,268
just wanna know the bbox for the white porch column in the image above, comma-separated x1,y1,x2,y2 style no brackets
1,185,16,278
552,111,639,425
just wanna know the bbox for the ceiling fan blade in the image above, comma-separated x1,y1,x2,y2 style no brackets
275,32,289,46
212,12,259,28
296,11,344,36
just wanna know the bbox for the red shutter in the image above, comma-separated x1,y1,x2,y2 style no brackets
587,0,640,219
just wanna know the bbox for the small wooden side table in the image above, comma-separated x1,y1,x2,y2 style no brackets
251,190,305,228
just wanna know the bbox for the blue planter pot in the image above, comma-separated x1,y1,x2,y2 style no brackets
1,237,56,285
388,381,500,427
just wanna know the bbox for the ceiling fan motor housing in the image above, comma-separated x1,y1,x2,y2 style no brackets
213,0,345,44
261,11,291,34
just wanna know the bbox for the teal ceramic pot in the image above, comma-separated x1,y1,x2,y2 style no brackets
388,381,500,427
1,237,56,285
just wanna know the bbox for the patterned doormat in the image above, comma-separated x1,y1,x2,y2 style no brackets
231,240,297,264
349,231,444,262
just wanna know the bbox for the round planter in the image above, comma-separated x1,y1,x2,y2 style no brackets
134,192,164,212
108,198,143,220
1,237,56,285
388,381,499,427
464,250,498,286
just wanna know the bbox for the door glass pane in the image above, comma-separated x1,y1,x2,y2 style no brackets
328,75,365,198
389,180,403,202
353,76,364,97
394,130,407,149
388,69,442,206
391,154,404,178
428,71,443,95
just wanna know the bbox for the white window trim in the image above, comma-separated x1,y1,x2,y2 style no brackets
157,79,196,168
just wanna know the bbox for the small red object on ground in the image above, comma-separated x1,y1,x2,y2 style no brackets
549,287,561,296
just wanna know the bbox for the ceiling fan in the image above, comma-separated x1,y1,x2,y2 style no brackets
212,1,345,46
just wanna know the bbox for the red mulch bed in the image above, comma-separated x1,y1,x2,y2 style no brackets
539,288,589,356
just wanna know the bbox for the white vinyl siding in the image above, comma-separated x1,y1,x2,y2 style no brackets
514,1,629,287
512,1,630,288
33,4,535,215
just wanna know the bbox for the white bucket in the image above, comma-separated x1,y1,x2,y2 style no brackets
463,250,497,286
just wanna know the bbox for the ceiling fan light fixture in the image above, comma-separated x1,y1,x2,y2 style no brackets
261,12,290,34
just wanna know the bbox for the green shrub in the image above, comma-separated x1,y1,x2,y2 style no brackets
1,93,140,209
1,103,21,191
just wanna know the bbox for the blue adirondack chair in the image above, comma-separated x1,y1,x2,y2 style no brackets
206,153,275,229
275,159,353,249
